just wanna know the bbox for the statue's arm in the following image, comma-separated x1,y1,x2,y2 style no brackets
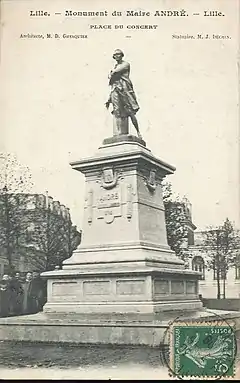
111,62,130,74
105,93,112,108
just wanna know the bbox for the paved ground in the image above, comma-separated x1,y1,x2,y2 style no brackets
0,341,239,380
0,342,166,368
0,366,170,380
0,342,170,379
1,364,240,380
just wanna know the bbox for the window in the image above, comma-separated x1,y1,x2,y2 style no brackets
235,255,240,280
3,264,9,275
235,266,240,280
188,229,194,246
192,256,205,280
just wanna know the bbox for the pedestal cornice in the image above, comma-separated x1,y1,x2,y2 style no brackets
70,139,176,177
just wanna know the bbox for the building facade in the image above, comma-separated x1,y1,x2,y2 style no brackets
189,231,240,299
170,198,240,299
0,193,81,276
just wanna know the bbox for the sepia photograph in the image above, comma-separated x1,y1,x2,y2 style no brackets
0,0,239,379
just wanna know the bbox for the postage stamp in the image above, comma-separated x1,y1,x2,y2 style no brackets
169,320,237,379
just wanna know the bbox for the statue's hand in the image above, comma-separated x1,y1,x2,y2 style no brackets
105,101,110,109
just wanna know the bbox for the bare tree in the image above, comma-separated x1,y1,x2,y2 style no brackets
25,195,81,271
202,218,239,299
0,153,33,272
0,153,33,193
0,153,81,273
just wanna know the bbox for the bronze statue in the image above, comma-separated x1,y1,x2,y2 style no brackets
105,49,142,138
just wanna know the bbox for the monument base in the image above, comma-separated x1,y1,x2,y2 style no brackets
41,261,202,315
102,134,146,147
0,310,239,346
45,138,203,316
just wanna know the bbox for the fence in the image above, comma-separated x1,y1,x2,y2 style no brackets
201,298,240,311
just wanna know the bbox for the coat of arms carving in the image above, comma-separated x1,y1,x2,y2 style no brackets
146,169,157,192
101,167,118,189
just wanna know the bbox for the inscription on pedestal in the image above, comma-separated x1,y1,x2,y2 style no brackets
154,280,169,294
83,281,110,295
97,186,122,224
116,280,145,295
171,281,185,294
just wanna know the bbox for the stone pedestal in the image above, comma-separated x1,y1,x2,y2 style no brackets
1,135,240,347
41,136,202,315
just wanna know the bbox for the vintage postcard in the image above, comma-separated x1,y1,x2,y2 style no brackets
0,0,239,380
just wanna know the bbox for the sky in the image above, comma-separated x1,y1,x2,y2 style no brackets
0,0,239,231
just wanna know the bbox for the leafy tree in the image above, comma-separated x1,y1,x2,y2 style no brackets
162,182,190,264
202,218,239,299
0,153,33,272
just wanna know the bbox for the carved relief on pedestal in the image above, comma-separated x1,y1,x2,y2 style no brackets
126,183,133,220
84,188,94,225
96,166,124,224
100,166,124,190
146,169,157,193
87,189,93,224
101,167,118,189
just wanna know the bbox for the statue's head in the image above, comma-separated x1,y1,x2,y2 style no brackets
113,49,124,62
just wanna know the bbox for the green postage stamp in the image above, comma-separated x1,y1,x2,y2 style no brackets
169,321,237,378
